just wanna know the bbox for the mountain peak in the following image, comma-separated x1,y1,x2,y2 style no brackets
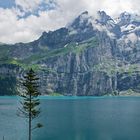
96,11,113,25
80,11,89,16
98,11,107,16
121,11,131,16
67,11,91,31
118,12,131,26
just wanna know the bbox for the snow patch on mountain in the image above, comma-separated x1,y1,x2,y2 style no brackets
67,10,140,42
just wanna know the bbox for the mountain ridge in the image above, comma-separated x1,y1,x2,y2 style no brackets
0,10,140,96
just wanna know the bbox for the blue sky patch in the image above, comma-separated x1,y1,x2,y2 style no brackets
0,0,15,9
0,0,57,19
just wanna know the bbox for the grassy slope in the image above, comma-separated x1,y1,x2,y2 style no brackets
1,37,139,76
0,37,99,71
23,37,99,64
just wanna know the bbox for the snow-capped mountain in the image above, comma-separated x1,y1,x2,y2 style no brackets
117,12,140,37
0,11,140,96
68,11,140,40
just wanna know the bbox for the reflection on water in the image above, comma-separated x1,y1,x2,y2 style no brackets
0,97,140,140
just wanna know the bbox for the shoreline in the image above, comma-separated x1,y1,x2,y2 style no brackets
0,95,140,100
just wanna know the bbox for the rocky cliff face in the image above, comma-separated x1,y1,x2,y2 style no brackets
0,11,140,96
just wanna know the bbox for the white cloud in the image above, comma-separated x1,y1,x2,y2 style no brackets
91,20,116,38
0,0,139,44
15,0,57,14
127,33,138,43
120,32,139,44
15,0,43,12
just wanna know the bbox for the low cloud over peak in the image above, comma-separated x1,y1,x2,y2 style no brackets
0,0,139,44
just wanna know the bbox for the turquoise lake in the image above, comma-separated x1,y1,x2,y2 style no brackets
0,96,140,140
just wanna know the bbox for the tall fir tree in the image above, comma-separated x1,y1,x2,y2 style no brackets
17,68,43,140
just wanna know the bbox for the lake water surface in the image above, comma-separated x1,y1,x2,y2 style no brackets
0,96,140,140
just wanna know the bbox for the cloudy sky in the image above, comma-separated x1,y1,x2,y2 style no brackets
0,0,139,44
